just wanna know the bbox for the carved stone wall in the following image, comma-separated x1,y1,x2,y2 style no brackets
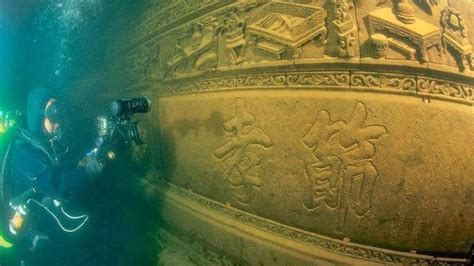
105,0,474,264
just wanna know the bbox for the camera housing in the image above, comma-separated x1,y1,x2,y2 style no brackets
110,97,151,117
89,96,151,163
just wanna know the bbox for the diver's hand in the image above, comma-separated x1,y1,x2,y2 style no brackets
78,156,89,167
81,156,103,178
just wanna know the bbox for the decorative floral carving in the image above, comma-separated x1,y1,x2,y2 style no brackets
417,78,473,100
351,73,417,92
158,71,472,105
287,73,350,87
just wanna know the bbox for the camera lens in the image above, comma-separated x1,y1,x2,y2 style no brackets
110,96,151,116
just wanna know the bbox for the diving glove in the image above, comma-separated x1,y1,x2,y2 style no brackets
84,156,103,178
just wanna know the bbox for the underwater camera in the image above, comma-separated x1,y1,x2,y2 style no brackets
88,96,151,163
110,96,151,117
108,96,151,145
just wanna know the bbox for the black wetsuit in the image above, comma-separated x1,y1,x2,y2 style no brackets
1,88,97,265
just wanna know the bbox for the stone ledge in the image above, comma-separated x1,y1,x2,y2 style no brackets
145,180,467,265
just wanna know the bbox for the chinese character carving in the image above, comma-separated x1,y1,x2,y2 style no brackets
302,102,387,232
214,99,273,205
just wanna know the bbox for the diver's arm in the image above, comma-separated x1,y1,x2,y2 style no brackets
55,157,102,199
9,140,56,197
10,138,102,200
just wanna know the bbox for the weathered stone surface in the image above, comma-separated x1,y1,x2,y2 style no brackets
105,0,474,264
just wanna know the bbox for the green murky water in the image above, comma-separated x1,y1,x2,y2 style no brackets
0,1,166,265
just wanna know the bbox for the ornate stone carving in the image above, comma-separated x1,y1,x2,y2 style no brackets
130,0,224,43
396,0,416,24
368,4,442,62
370,33,389,58
166,17,222,76
218,11,247,66
414,0,439,15
331,0,358,58
126,40,161,83
160,5,265,77
350,72,417,92
161,73,288,95
417,77,473,100
103,1,474,264
302,102,387,233
287,72,350,87
159,70,471,104
214,99,273,204
115,0,474,76
247,1,327,59
440,7,474,72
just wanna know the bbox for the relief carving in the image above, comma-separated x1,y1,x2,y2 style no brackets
287,72,350,87
131,0,222,42
218,11,247,66
214,99,273,205
107,1,474,263
148,43,162,80
126,48,147,83
164,5,261,77
414,0,439,15
302,102,387,232
120,0,474,81
350,72,417,92
159,71,472,105
417,77,473,100
126,40,162,83
440,7,474,72
370,33,389,59
247,1,327,59
331,0,358,58
367,1,442,62
166,17,221,76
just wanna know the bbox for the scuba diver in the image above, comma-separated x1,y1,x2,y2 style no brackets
0,88,103,265
0,88,151,265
